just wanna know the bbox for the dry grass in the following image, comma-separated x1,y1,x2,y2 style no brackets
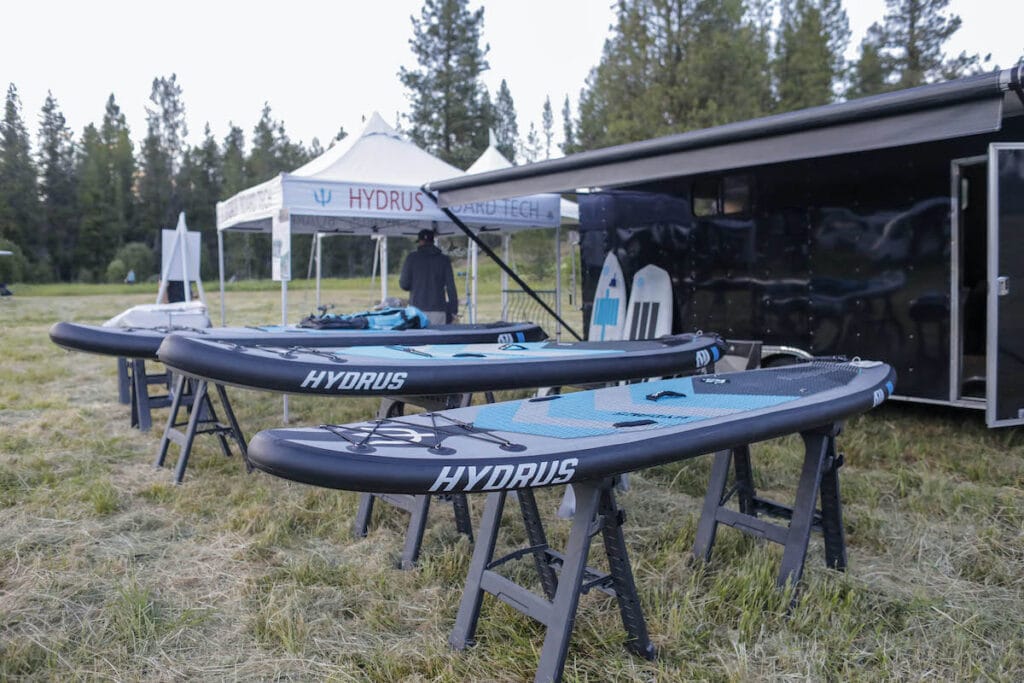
0,283,1022,681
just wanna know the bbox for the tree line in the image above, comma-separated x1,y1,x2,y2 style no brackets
0,0,991,284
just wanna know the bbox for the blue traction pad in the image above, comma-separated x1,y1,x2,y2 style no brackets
470,363,864,439
305,342,623,361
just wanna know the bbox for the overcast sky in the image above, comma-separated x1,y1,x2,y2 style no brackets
1,0,1020,157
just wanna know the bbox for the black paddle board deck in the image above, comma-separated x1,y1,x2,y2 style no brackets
156,333,725,396
48,320,547,360
248,360,894,494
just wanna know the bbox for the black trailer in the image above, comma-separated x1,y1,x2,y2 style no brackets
428,65,1024,427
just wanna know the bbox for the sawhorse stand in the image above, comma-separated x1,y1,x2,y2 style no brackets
447,425,849,682
450,478,656,683
692,425,846,590
353,393,484,569
125,358,176,432
154,374,247,484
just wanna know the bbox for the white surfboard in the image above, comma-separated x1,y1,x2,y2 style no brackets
623,264,673,340
588,252,627,341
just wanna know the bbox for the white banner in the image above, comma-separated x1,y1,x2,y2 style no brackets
281,177,560,228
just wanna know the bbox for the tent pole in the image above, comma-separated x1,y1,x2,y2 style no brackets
555,223,562,341
179,214,192,304
421,188,581,340
501,235,510,320
380,236,388,304
471,239,478,323
217,230,226,326
315,233,322,311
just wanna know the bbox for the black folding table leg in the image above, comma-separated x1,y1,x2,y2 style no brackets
131,358,152,431
817,437,846,570
692,449,733,562
172,380,210,485
399,495,432,569
353,492,375,538
117,357,130,404
451,493,474,542
213,383,248,467
154,373,188,469
517,487,559,600
535,481,602,683
732,444,756,515
450,490,507,651
599,484,656,661
777,429,832,589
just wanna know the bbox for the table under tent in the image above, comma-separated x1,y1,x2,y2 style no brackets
215,112,576,336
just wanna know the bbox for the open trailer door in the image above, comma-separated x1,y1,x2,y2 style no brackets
986,143,1024,427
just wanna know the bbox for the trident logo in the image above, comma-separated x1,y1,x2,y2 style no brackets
313,188,332,206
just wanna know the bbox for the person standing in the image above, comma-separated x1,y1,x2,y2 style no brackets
400,229,458,326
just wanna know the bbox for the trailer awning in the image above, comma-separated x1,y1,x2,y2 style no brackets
427,68,1020,205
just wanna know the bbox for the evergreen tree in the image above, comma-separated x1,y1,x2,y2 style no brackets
138,75,187,241
864,0,985,91
0,83,42,277
493,79,518,160
519,121,542,164
37,92,78,280
575,0,774,150
100,95,136,245
561,94,577,154
220,124,247,197
848,24,890,98
246,103,277,182
541,96,554,159
178,124,222,279
75,123,117,280
774,0,850,112
245,103,309,182
399,0,491,167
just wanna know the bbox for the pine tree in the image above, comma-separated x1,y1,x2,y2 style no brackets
775,0,850,112
848,24,890,98
493,79,518,160
561,95,577,154
399,0,491,167
861,0,985,92
178,124,222,279
493,81,517,159
101,95,136,245
575,0,774,149
37,92,78,280
75,123,116,280
0,83,42,277
541,96,554,160
220,124,247,197
519,121,542,164
138,75,187,241
245,103,308,182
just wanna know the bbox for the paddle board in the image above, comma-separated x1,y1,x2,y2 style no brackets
246,360,896,494
588,252,627,341
157,333,725,396
48,320,548,360
623,264,673,340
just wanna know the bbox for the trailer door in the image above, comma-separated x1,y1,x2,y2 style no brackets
987,144,1024,426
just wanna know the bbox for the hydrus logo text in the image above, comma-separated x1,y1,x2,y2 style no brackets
300,370,407,392
429,458,578,492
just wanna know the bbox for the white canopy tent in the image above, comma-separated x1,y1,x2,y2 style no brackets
215,112,562,325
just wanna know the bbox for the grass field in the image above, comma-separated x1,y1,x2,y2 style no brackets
1,282,1022,681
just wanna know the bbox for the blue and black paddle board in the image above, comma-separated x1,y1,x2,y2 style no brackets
247,360,895,494
48,320,547,360
157,333,726,396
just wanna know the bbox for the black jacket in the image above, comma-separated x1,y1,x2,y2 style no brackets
399,244,458,317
